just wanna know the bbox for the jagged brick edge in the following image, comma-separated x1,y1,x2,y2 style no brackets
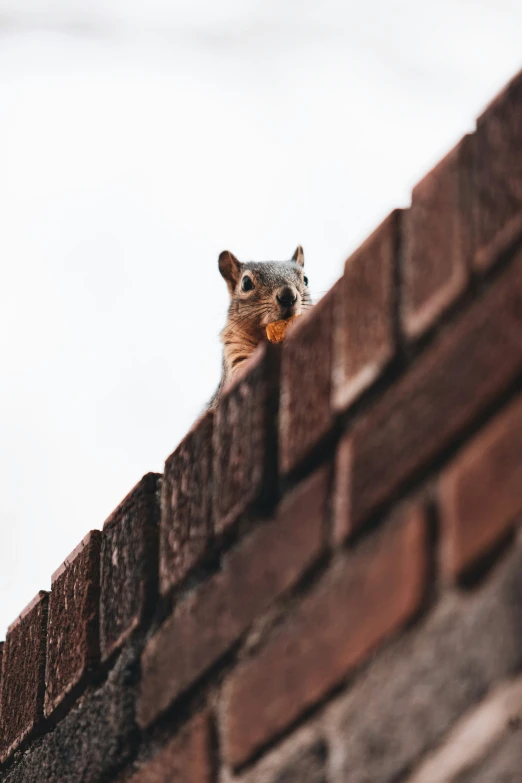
1,68,522,781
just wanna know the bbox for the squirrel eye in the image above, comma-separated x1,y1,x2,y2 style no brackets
241,275,254,292
303,276,309,287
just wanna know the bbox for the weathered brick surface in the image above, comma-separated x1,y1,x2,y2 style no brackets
403,139,471,336
342,245,522,531
160,412,213,594
279,283,339,476
0,591,48,763
45,530,101,717
269,744,326,783
4,66,522,783
125,713,212,782
240,738,328,783
456,730,522,783
138,466,329,729
264,743,327,783
100,473,161,660
474,69,522,268
333,213,397,411
332,543,522,783
440,394,522,578
4,644,138,783
223,506,427,768
406,676,522,783
213,343,279,533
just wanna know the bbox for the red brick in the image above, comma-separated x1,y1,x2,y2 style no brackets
138,466,329,729
125,713,212,783
213,342,279,534
440,394,522,578
474,69,522,268
280,282,340,476
160,411,213,594
0,591,48,762
403,139,471,336
332,213,397,412
100,473,161,660
44,530,101,717
339,244,522,532
223,506,427,768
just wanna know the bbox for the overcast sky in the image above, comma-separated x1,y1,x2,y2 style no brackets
0,0,521,635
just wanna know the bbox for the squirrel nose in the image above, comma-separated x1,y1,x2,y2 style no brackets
276,286,297,307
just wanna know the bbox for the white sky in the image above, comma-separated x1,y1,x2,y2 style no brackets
0,0,521,635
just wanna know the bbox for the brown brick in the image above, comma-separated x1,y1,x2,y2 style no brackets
100,473,161,660
280,282,340,476
160,411,213,594
0,591,48,762
340,245,522,532
403,139,471,336
439,394,522,578
44,530,101,717
333,213,397,412
4,644,139,783
474,69,522,269
138,466,329,729
125,713,212,783
333,541,522,783
213,342,279,534
223,506,427,768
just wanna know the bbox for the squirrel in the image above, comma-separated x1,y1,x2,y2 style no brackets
207,246,311,410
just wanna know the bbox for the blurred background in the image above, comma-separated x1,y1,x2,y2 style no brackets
0,0,521,635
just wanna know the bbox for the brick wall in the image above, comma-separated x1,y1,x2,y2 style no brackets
1,69,522,782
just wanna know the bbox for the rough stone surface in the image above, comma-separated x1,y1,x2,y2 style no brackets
240,740,328,783
333,544,522,783
474,69,522,268
440,394,522,578
100,473,161,660
4,644,139,783
405,676,522,783
403,139,471,336
0,591,49,763
223,506,427,768
213,343,279,534
4,68,522,783
268,743,327,783
124,713,212,782
138,466,329,729
160,411,214,595
280,283,339,476
456,730,522,783
45,530,102,717
343,245,522,531
333,213,397,412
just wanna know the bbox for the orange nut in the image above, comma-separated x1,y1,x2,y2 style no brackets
265,315,299,344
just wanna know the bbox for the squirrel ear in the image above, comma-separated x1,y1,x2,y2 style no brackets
292,245,304,267
218,250,241,295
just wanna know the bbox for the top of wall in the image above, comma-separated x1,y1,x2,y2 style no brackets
1,67,522,782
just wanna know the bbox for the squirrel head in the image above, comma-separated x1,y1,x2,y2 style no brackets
217,246,312,383
218,246,310,333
